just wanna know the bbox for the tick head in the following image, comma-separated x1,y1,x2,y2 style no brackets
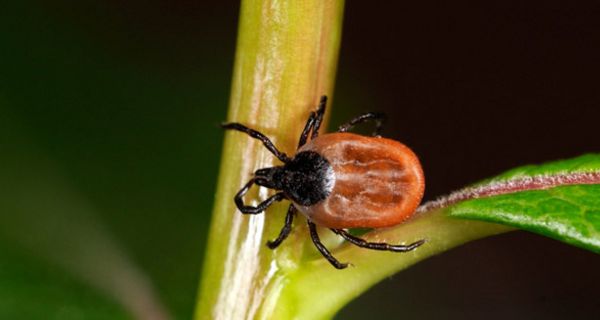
281,151,335,206
254,166,285,190
253,152,335,206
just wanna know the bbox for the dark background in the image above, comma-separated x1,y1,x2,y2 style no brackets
1,1,599,319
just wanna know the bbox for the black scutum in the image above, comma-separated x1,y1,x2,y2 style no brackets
282,151,333,206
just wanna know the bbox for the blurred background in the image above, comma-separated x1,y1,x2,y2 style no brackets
1,1,600,319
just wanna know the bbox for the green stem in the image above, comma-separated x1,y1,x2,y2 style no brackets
269,208,512,319
194,1,345,319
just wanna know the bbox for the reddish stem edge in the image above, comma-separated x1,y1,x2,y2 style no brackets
417,171,600,213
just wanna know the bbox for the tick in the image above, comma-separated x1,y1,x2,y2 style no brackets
222,96,425,269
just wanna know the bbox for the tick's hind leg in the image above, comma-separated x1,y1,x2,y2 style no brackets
338,112,386,136
308,220,349,269
331,229,425,252
267,205,297,249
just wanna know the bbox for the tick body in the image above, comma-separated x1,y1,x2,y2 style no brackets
222,96,425,269
297,132,424,229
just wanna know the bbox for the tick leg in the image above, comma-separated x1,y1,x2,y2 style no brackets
221,122,291,163
267,205,297,249
297,111,316,148
331,229,425,252
308,220,349,269
298,95,328,147
338,112,386,136
310,95,328,139
234,179,286,214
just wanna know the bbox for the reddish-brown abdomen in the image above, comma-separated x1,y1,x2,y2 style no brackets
295,132,425,229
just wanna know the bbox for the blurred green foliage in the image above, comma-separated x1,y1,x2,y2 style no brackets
0,242,128,319
1,1,234,318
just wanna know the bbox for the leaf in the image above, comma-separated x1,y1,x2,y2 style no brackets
448,154,600,253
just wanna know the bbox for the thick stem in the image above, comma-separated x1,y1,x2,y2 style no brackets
194,1,345,319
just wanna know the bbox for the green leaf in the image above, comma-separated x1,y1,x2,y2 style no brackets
448,154,600,253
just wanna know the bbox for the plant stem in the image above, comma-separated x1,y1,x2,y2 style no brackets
268,208,512,319
194,1,345,319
